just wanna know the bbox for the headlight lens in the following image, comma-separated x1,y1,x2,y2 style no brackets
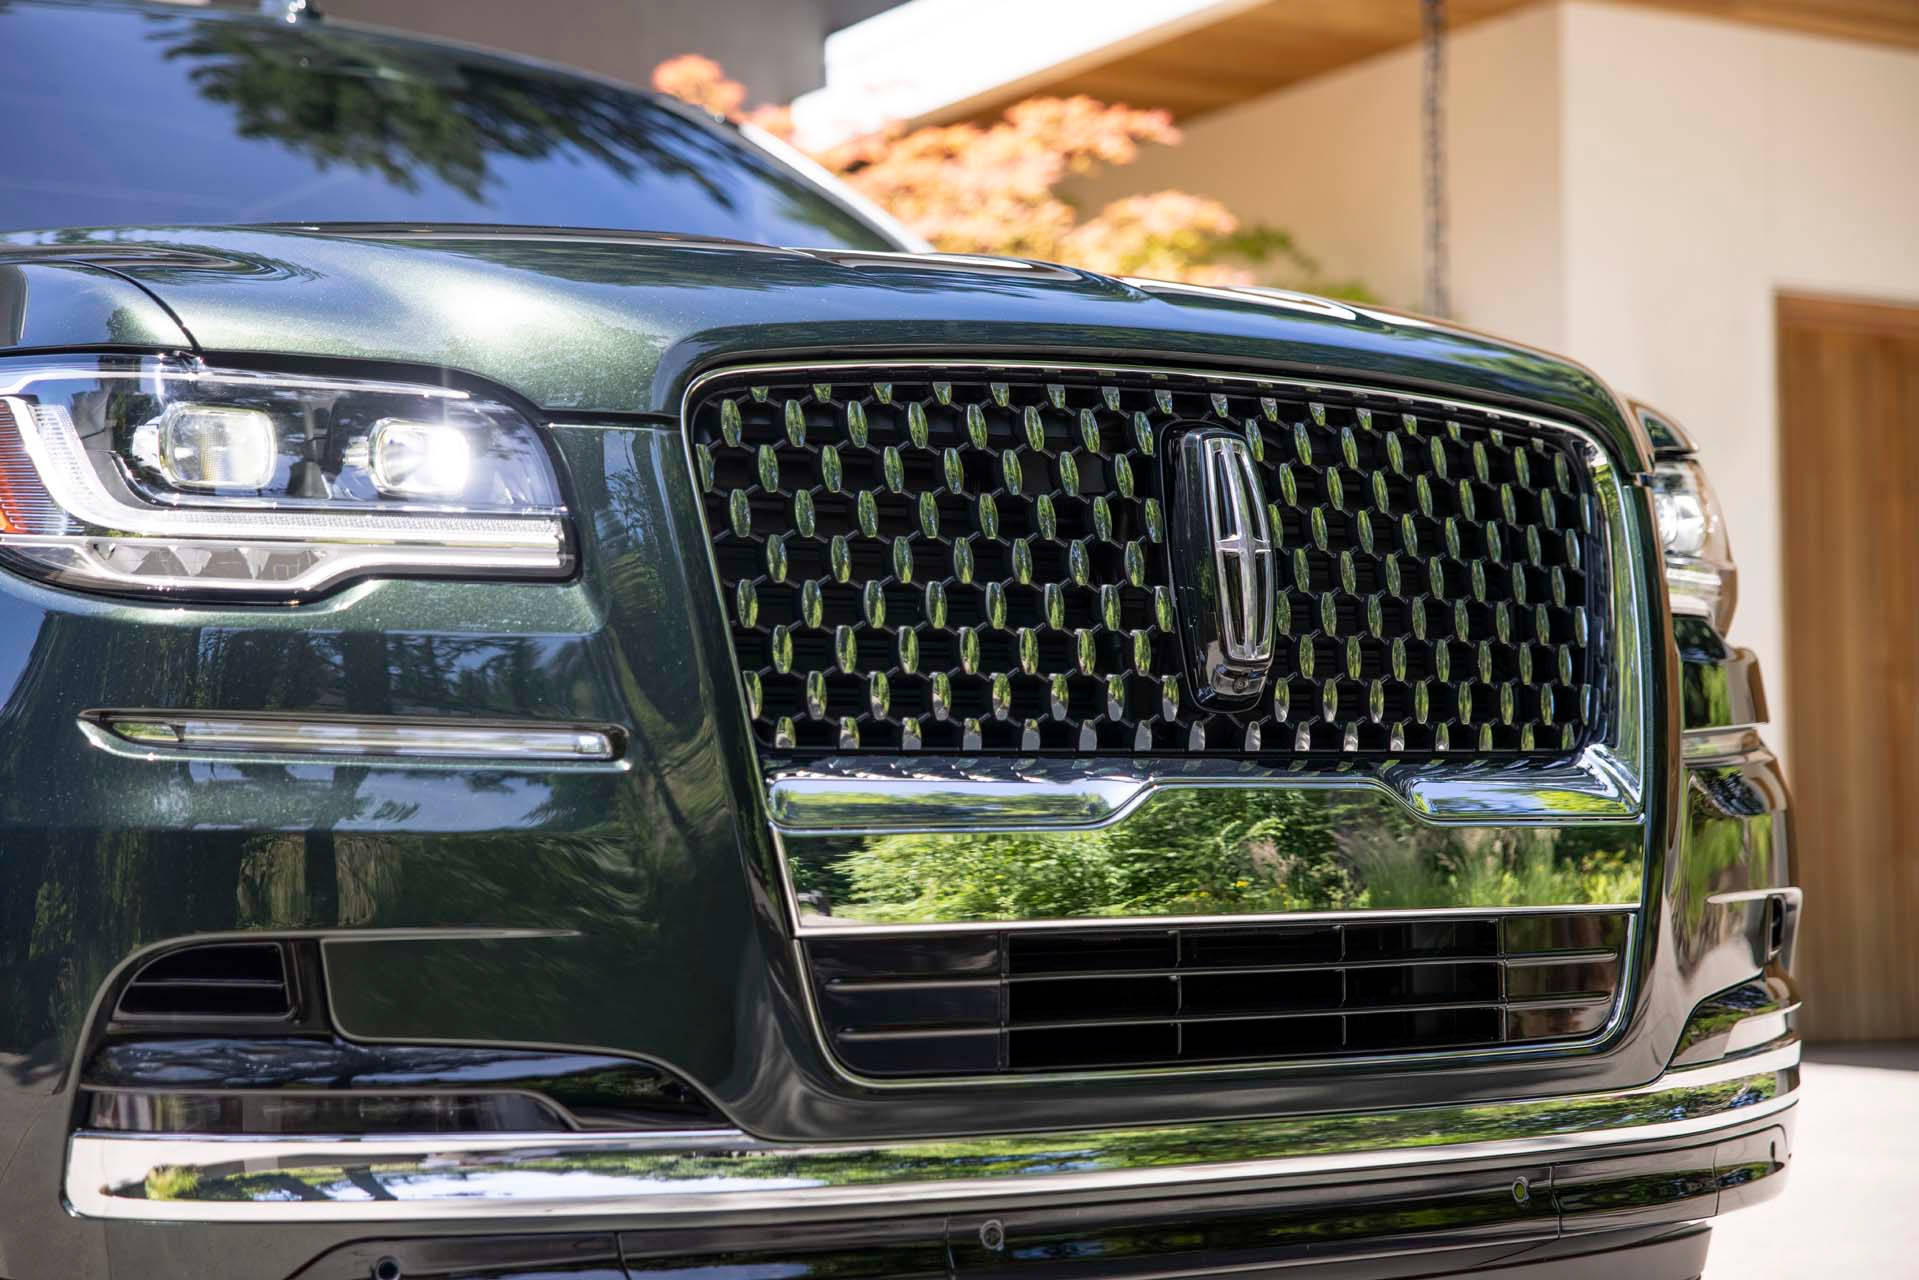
1649,458,1736,629
138,403,279,491
0,358,571,598
367,418,476,498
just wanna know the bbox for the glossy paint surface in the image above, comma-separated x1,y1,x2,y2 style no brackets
292,1235,627,1280
81,1037,722,1130
3,227,1646,435
0,262,191,352
0,221,1798,1278
279,1212,1736,1280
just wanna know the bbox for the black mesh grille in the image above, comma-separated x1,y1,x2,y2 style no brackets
689,366,1609,758
807,913,1629,1078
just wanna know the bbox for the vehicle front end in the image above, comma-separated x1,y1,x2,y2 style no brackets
0,220,1796,1280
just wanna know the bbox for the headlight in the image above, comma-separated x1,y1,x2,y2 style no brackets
1637,404,1736,630
0,357,572,599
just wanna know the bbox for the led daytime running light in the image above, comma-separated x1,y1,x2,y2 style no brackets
91,712,618,761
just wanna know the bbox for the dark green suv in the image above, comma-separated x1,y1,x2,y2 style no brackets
0,4,1797,1278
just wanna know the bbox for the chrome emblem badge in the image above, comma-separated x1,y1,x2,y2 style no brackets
1167,427,1277,708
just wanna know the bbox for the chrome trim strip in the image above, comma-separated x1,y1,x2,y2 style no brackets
1682,726,1764,763
1706,887,1801,908
790,900,1639,937
80,711,623,766
0,365,472,398
66,1042,1796,1222
765,745,1646,832
766,758,1641,837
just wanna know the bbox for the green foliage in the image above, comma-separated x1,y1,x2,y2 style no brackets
655,55,1378,297
1346,819,1640,910
145,1166,203,1201
826,791,1640,923
839,790,1353,922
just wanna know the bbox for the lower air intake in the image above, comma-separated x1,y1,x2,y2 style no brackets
807,912,1629,1078
115,942,295,1021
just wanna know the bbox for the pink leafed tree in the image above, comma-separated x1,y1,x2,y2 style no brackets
651,54,1370,297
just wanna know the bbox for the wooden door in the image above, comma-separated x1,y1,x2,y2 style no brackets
1778,292,1919,1041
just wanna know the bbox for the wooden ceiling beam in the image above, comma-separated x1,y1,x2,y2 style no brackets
913,0,1919,126
1610,0,1919,51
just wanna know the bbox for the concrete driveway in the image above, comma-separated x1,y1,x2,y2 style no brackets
1705,1043,1919,1277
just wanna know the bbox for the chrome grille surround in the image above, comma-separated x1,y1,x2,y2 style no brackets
683,360,1652,1083
687,362,1621,763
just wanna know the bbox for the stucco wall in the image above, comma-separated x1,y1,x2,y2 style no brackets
1070,1,1919,755
1065,2,1568,346
1557,2,1919,743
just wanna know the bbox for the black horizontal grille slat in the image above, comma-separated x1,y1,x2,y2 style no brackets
1008,929,1175,973
807,912,1629,1077
689,367,1611,761
1181,968,1344,1014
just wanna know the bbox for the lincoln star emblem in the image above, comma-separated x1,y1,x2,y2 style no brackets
1166,427,1278,708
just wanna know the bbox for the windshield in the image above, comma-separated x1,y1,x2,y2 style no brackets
0,2,899,250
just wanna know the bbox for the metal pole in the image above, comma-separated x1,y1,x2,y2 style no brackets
1421,0,1451,319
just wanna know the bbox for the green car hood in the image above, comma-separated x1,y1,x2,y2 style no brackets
0,225,1638,456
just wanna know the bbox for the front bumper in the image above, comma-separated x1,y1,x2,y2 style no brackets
69,1042,1795,1237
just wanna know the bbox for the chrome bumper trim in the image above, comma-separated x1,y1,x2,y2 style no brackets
67,1041,1798,1222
